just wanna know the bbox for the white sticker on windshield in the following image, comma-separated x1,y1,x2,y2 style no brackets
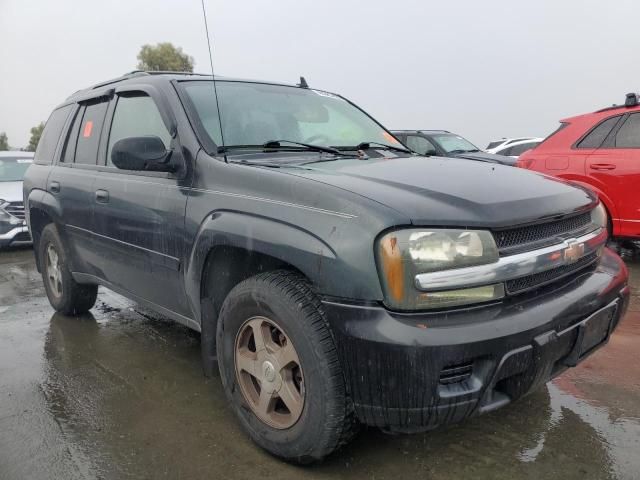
312,90,340,100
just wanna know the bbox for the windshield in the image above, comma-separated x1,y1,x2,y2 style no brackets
0,157,32,181
181,81,401,152
433,134,479,153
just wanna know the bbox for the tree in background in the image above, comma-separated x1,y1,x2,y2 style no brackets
0,133,9,151
137,43,194,72
26,122,45,152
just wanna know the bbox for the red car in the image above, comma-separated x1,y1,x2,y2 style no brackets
518,93,640,240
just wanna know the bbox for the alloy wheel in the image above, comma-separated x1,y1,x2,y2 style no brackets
234,316,305,429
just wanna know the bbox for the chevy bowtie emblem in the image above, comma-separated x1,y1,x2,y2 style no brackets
563,239,585,264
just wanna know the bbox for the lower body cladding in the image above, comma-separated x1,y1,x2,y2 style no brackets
323,248,630,433
0,224,31,247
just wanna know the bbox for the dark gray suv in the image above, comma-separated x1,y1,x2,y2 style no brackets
23,71,630,463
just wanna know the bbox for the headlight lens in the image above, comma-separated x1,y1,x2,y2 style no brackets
591,203,608,231
377,229,501,310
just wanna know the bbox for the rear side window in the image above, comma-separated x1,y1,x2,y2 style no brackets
107,93,172,166
614,113,640,148
33,105,72,165
577,116,620,149
74,100,109,165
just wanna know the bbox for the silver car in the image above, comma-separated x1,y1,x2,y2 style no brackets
0,151,33,247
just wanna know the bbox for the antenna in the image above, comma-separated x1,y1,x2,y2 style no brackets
297,76,309,88
200,0,227,161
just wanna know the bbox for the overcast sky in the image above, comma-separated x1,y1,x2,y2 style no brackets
2,0,640,149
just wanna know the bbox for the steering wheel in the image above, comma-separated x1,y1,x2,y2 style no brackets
304,134,331,145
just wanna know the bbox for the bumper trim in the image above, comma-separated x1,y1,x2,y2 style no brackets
415,228,606,291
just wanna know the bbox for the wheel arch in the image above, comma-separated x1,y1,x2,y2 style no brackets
27,189,63,272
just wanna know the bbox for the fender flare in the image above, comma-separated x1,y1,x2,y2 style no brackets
559,178,618,232
184,210,338,325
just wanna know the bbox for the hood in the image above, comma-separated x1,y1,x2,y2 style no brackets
450,151,517,166
278,156,595,228
0,181,24,203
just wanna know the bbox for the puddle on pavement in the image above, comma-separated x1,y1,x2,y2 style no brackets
1,248,639,479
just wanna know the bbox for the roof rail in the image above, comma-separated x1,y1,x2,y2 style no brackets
143,70,211,77
595,92,640,112
90,70,150,89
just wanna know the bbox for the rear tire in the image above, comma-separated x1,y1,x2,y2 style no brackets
216,270,357,463
39,224,98,315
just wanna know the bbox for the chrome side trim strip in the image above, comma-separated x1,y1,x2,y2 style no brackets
415,228,607,292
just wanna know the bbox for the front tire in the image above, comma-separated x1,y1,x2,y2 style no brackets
39,224,98,315
216,270,356,463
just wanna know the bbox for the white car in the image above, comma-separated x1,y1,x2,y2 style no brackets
0,151,33,247
486,137,543,157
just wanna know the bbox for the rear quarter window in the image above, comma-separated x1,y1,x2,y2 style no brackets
576,115,621,149
33,105,73,165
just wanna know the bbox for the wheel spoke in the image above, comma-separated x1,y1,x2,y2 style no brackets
235,350,259,378
278,378,303,418
273,342,298,370
249,319,267,352
257,387,275,415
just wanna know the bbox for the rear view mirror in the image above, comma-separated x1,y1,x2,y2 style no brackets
111,136,172,172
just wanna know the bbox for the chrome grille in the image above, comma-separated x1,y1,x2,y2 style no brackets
5,201,25,220
505,251,598,294
493,212,592,255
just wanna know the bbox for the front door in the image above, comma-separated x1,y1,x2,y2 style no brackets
92,91,192,317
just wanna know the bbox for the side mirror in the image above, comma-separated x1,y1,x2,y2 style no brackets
111,136,172,172
424,148,438,156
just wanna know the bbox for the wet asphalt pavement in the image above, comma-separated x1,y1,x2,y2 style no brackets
1,247,639,480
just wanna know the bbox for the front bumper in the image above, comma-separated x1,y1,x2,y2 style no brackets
323,248,630,432
0,224,32,247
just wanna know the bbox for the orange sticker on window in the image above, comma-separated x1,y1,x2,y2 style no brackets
83,121,93,138
383,131,400,144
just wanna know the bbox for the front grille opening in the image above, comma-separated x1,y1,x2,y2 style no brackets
493,212,592,254
5,201,25,220
506,251,598,294
439,362,473,385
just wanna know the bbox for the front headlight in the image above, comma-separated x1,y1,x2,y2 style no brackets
591,202,608,232
377,229,502,310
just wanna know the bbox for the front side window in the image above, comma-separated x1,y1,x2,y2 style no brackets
405,135,436,155
0,157,33,181
33,105,72,165
180,81,400,151
614,113,640,148
577,116,620,149
107,94,172,166
431,134,479,154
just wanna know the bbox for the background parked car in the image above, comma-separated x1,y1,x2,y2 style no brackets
0,151,33,247
486,137,539,151
517,93,640,240
489,137,543,158
392,130,516,165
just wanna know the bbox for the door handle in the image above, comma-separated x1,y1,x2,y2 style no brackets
95,189,110,203
49,181,60,193
590,163,616,171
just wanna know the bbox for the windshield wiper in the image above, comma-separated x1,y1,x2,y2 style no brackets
348,141,412,153
218,140,355,157
449,149,480,154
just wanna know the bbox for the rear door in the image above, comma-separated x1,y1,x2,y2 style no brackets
587,113,640,237
49,98,109,275
91,88,192,317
